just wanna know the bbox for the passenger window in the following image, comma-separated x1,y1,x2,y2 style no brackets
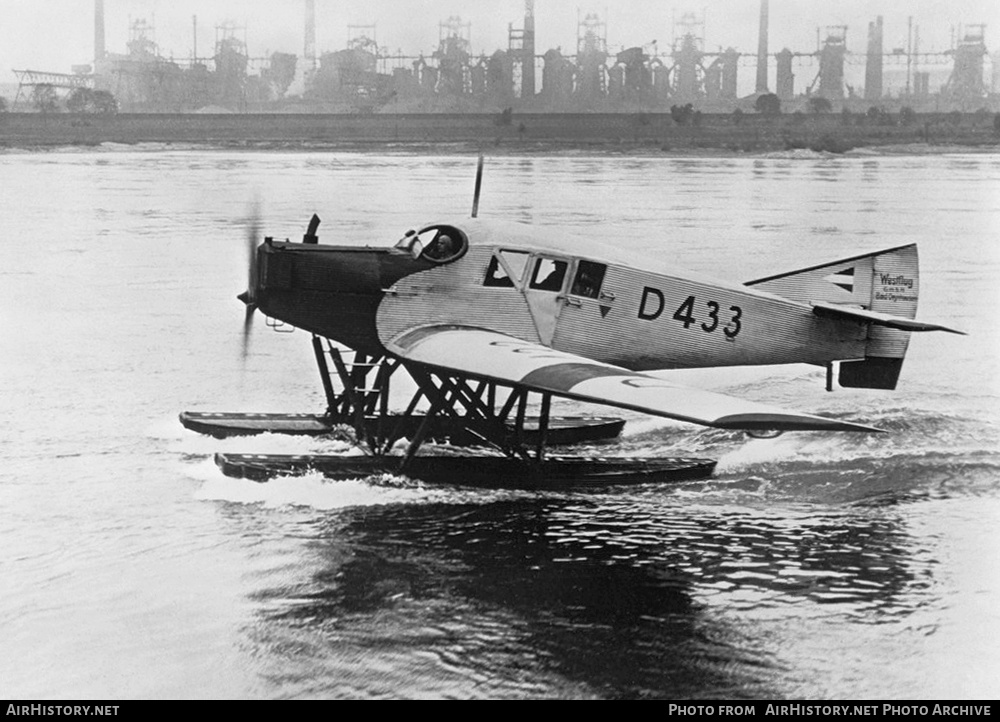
499,250,529,283
529,258,568,292
570,261,607,299
484,256,514,287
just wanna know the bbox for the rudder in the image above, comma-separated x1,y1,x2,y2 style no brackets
746,244,920,390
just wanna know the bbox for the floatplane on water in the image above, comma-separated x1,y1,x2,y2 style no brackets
183,157,962,488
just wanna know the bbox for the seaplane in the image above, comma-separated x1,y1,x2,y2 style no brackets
186,157,962,487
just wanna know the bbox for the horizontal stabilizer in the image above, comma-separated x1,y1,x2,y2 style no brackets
387,325,883,433
811,301,965,335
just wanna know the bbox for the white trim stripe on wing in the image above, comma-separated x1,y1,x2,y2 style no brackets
388,326,883,432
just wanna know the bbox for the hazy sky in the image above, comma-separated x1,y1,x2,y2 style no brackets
0,0,995,77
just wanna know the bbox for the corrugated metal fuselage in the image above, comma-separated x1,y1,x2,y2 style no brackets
376,245,869,371
252,231,869,371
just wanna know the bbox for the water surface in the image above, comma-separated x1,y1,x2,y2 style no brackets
0,148,997,699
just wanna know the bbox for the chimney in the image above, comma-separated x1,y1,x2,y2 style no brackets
304,0,317,77
523,0,536,99
756,0,769,92
95,0,106,62
864,16,884,101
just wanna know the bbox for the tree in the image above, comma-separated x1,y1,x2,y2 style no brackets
866,106,894,125
66,87,95,113
754,93,781,116
66,87,117,114
32,84,59,114
91,90,118,115
670,103,694,125
808,96,833,114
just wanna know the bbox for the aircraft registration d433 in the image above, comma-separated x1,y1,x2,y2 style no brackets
212,160,963,484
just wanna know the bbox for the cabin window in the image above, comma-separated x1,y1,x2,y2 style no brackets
483,250,530,288
484,256,515,287
499,250,529,282
570,260,607,299
529,258,568,292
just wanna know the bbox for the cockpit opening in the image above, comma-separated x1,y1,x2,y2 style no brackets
394,224,468,263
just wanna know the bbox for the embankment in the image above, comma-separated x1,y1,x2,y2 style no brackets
1,112,997,153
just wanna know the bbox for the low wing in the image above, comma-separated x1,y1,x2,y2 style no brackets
386,326,882,433
811,301,965,335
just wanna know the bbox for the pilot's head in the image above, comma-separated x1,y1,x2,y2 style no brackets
435,234,454,256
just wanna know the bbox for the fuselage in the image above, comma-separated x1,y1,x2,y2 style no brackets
253,218,868,370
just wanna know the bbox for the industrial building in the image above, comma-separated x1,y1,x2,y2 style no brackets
10,1,997,114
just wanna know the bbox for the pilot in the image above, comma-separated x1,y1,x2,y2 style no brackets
426,233,456,260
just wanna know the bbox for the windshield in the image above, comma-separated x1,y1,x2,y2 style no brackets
394,230,421,256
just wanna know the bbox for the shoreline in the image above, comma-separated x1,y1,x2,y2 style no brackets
3,139,998,158
2,111,997,156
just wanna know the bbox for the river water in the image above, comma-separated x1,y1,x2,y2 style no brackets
0,146,998,700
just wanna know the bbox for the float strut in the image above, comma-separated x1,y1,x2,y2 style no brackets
514,391,527,449
536,393,552,462
399,370,463,472
312,336,339,414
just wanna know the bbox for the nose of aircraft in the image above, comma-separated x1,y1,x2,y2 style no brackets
238,237,432,356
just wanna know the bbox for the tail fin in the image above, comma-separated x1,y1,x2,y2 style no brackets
746,244,920,390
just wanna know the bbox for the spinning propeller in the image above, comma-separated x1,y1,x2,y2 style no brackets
237,203,261,360
237,208,322,359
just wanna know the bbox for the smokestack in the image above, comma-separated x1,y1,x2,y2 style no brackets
776,48,794,100
756,0,769,92
95,0,106,62
304,0,317,76
523,0,536,99
864,16,884,101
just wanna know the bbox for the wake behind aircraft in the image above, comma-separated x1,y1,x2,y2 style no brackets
190,158,962,486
